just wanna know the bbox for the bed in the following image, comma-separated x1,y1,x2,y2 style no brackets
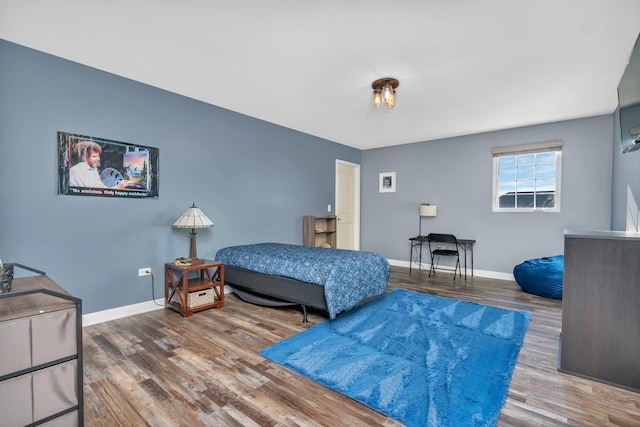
214,243,390,321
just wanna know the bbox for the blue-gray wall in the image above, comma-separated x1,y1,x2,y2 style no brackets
0,40,360,313
361,116,614,274
2,38,636,314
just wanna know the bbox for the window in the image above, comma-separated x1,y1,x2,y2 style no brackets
492,140,563,212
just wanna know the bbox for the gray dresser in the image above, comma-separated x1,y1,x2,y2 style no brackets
0,272,83,426
560,230,640,392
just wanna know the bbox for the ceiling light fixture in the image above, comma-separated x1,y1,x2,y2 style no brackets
372,78,399,109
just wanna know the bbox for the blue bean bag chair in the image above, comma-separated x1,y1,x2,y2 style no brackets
513,255,563,299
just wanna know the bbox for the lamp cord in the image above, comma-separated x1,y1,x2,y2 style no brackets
150,272,164,306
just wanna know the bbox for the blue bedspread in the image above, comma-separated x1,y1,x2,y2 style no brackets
214,243,390,319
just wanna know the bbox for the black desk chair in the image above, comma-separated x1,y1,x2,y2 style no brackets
427,233,461,280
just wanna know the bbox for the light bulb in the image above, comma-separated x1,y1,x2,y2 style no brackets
372,90,382,108
386,90,396,108
382,83,394,103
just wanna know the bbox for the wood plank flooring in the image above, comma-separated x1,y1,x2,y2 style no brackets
82,267,640,426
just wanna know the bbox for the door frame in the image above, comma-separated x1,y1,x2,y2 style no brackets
335,159,361,250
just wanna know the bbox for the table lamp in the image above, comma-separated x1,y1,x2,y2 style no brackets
419,203,437,237
173,202,214,265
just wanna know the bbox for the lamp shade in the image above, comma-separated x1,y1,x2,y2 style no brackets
419,204,437,217
173,203,214,229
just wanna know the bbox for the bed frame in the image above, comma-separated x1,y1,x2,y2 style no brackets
224,265,327,322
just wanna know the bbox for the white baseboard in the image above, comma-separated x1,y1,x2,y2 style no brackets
82,288,237,327
388,259,514,282
82,298,165,327
82,264,512,327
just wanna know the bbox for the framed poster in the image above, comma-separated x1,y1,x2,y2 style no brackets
379,172,396,193
57,131,159,198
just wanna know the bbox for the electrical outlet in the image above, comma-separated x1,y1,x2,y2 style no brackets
138,267,151,277
327,204,332,212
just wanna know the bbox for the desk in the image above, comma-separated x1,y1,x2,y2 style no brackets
409,236,475,279
409,236,429,274
457,239,476,279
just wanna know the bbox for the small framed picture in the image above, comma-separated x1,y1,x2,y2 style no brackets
379,172,396,193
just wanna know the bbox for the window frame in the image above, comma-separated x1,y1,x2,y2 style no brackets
492,140,563,213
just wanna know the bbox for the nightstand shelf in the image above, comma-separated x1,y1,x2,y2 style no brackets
303,215,337,248
164,260,224,317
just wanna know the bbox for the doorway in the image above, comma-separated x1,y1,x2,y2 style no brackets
335,160,360,250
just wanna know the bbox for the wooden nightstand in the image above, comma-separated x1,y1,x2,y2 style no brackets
164,260,224,317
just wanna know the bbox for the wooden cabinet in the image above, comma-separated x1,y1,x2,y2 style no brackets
303,215,337,248
0,269,83,427
560,230,640,392
165,260,224,317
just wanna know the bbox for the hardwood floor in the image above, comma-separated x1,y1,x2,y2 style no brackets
82,267,640,426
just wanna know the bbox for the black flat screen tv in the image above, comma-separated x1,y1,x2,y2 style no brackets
618,33,640,153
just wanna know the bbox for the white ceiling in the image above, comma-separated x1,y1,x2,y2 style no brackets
2,0,640,150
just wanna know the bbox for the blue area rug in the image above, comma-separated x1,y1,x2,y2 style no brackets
260,288,531,427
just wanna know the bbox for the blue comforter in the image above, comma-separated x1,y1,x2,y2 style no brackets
215,243,390,319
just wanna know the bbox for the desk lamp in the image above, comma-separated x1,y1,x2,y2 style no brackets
173,203,214,265
419,204,437,237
